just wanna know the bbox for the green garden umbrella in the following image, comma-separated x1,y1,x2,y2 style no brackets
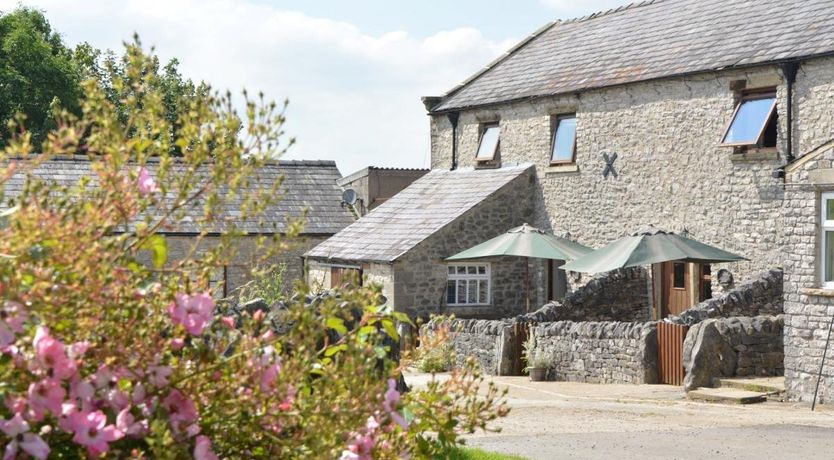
560,227,747,275
446,223,592,311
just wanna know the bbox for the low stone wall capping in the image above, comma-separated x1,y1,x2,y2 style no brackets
682,315,784,391
518,268,651,323
671,269,783,326
533,321,658,384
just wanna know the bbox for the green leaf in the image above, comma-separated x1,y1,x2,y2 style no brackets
324,344,347,357
381,319,399,341
357,325,377,338
325,317,347,335
140,235,168,269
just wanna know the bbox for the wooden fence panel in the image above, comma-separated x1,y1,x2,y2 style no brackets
657,322,689,386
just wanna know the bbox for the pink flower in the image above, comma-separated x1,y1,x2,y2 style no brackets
162,390,198,424
278,386,296,412
33,327,76,380
69,377,95,405
147,365,172,388
0,413,50,460
383,379,408,429
117,407,148,438
93,365,116,389
221,316,236,329
167,293,214,336
194,435,219,460
259,362,282,392
340,432,375,460
70,409,124,456
0,301,26,350
28,378,66,417
170,338,185,350
137,167,158,195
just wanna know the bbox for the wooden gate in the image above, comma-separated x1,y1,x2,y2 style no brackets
511,322,532,376
657,322,689,385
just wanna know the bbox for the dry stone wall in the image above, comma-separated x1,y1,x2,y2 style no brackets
518,268,650,323
421,319,512,375
670,269,784,325
682,316,784,391
533,321,658,384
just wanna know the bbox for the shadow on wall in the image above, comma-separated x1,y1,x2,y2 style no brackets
517,267,651,323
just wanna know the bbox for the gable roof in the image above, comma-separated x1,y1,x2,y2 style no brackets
1,157,354,235
305,164,534,263
432,0,834,112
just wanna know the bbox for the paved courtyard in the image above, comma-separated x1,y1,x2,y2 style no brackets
405,372,834,459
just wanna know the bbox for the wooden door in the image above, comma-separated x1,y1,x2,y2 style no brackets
657,322,689,385
661,261,691,318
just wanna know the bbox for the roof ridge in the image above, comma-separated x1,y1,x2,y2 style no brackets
561,0,660,25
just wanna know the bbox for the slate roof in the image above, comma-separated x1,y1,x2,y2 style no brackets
1,157,354,235
305,164,534,263
432,0,834,112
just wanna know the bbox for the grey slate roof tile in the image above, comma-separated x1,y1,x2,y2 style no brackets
305,164,533,263
1,157,354,235
433,0,834,112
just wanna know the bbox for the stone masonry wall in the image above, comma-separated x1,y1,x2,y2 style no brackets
683,316,784,391
430,63,827,289
519,268,650,323
783,143,834,403
670,269,784,325
393,167,538,319
533,321,658,384
421,319,512,375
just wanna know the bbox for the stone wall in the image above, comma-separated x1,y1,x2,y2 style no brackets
670,269,784,325
421,319,512,375
683,316,784,391
783,143,834,403
429,63,832,289
393,167,538,319
519,268,651,323
533,321,658,384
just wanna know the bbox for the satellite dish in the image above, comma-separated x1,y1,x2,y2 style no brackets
342,188,358,206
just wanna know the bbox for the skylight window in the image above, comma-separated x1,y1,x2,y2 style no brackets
476,124,500,161
551,115,577,163
720,92,777,147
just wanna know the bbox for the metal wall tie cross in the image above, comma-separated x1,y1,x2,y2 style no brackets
602,152,618,178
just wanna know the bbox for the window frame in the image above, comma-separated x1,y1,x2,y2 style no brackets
550,114,578,165
330,264,362,289
719,89,777,148
475,123,500,162
446,263,491,306
821,192,834,289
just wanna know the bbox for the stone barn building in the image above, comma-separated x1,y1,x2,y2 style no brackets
306,0,834,401
3,156,355,296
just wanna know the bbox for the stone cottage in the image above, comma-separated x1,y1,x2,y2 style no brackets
2,156,355,295
307,0,834,399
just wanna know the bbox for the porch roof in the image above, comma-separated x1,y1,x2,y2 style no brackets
305,164,534,263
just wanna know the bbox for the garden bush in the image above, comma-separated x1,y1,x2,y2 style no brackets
0,41,507,458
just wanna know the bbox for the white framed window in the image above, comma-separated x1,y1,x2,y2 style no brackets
446,264,490,306
476,124,500,161
821,192,834,289
550,114,577,164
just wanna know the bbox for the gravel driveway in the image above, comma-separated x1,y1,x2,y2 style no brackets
405,373,834,459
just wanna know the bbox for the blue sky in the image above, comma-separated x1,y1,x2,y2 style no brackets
0,0,626,173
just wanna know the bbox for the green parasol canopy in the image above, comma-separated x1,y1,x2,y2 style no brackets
560,227,747,275
445,223,592,262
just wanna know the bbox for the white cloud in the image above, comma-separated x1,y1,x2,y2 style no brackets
0,0,516,173
538,0,632,17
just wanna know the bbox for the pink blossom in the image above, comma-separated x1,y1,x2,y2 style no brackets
162,390,198,424
116,408,148,438
0,413,50,460
28,378,66,417
1,301,27,334
221,316,236,329
136,167,158,195
68,341,91,359
147,365,172,388
193,435,219,460
383,379,408,429
70,409,124,456
33,327,76,380
167,293,214,336
170,338,185,350
278,386,296,412
252,309,266,322
340,432,375,460
93,365,116,389
131,384,147,405
105,388,130,411
259,362,282,392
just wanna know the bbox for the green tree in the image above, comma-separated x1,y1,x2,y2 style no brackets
0,6,82,146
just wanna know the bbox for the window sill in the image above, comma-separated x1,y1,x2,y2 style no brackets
799,287,834,297
545,163,579,175
730,149,779,162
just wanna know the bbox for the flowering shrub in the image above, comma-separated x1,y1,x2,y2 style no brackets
0,42,507,458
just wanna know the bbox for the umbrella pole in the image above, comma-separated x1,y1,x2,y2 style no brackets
525,259,530,313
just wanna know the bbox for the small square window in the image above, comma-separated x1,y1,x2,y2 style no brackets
551,115,577,164
720,91,777,147
476,124,500,161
